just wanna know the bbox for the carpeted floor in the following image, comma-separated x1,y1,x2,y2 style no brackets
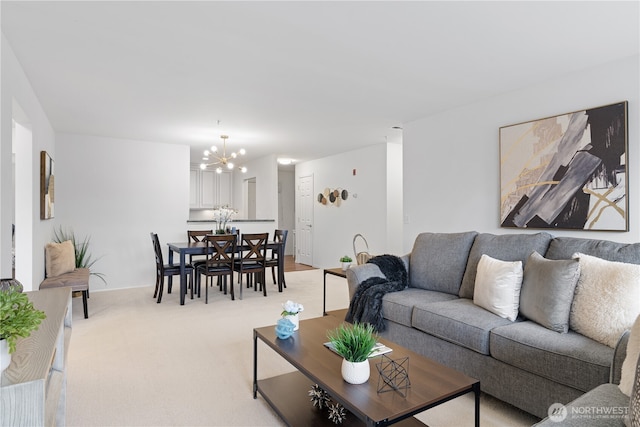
65,269,539,426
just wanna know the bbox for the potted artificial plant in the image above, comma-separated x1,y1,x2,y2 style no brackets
327,322,377,384
0,288,46,372
340,255,353,271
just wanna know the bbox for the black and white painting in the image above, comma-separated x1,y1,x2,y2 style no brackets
500,101,628,231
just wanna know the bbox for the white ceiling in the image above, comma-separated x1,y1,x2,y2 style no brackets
2,1,638,166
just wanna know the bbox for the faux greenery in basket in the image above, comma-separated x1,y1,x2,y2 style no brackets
53,226,107,285
327,322,377,363
0,288,46,354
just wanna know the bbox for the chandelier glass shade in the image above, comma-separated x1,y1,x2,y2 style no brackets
200,135,247,174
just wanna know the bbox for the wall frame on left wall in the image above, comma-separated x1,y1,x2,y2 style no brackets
40,150,55,220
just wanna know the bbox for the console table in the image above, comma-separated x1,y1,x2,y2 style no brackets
1,287,72,426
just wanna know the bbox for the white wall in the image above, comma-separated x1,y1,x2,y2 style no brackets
1,34,56,289
403,55,640,251
55,133,190,290
296,143,403,268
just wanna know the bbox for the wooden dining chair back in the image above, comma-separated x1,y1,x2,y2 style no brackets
234,232,269,299
151,232,193,303
187,230,212,264
266,229,288,290
195,234,237,302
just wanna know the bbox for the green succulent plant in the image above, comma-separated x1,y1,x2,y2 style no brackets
327,322,377,363
340,255,352,263
0,288,46,354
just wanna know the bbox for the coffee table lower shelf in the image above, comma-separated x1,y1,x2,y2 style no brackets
257,371,426,427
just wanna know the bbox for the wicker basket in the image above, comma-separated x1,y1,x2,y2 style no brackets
353,234,372,265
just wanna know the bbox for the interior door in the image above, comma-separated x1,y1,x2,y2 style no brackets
296,174,313,265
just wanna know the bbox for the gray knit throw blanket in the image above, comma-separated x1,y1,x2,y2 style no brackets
345,254,408,332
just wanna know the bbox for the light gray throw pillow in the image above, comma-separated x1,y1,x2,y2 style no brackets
459,232,553,299
519,251,580,333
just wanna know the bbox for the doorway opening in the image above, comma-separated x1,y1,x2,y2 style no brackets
12,101,34,287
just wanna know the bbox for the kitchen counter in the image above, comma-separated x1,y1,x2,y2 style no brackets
186,219,277,236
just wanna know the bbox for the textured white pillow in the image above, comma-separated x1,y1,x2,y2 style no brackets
473,254,523,321
570,253,640,348
620,315,640,396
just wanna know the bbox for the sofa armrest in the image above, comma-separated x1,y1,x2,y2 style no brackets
345,264,383,300
611,330,630,385
345,254,410,300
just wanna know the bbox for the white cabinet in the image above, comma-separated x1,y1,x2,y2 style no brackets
190,165,233,209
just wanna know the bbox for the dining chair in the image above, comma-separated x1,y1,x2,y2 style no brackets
195,234,237,302
234,232,269,299
150,232,193,303
187,230,212,265
265,229,288,289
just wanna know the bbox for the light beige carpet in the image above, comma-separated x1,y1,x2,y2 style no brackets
66,269,539,426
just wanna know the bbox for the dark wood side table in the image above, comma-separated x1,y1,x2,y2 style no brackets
323,267,347,315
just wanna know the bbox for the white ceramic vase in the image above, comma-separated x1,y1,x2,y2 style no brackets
341,262,350,271
341,359,370,384
284,313,299,331
0,339,11,373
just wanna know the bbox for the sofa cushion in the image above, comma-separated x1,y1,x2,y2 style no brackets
382,288,458,327
45,240,76,277
473,254,523,321
570,253,640,348
409,231,477,295
519,251,581,333
545,236,640,264
459,232,553,299
491,321,612,392
620,315,640,396
412,298,513,355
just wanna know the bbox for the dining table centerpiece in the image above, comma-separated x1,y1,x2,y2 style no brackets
212,205,237,234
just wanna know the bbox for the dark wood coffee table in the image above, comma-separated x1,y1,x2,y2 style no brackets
253,312,480,426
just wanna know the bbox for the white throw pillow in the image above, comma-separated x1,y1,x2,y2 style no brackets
620,315,640,396
45,240,76,277
473,254,523,322
570,253,640,348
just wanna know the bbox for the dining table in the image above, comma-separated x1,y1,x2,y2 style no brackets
167,239,285,305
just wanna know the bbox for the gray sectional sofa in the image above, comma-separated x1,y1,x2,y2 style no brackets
346,231,640,420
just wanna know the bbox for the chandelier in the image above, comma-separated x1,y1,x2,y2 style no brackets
200,135,247,173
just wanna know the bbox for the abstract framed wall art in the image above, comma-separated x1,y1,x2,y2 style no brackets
40,151,55,219
500,101,628,231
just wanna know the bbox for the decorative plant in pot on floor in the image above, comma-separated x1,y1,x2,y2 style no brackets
53,226,106,285
0,288,46,373
327,322,377,384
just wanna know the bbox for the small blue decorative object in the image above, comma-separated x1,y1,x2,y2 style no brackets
275,318,295,339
